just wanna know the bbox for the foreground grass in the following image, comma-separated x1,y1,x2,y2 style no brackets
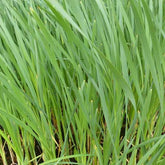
0,0,165,164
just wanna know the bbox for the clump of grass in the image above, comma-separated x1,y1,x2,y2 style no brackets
0,0,165,164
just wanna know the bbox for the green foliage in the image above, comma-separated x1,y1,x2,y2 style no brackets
0,0,164,164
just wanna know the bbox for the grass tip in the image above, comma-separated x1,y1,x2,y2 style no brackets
30,7,34,13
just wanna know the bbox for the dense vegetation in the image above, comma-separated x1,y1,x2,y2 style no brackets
0,0,165,164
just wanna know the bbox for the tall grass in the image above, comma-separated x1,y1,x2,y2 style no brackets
0,0,165,164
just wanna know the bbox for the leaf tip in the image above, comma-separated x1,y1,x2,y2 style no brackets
30,7,34,13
